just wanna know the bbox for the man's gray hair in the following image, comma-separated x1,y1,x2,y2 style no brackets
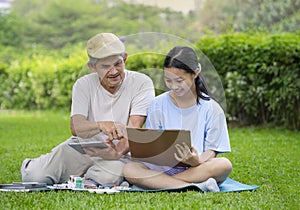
88,53,126,67
88,56,99,67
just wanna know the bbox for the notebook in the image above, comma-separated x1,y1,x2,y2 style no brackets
126,128,191,166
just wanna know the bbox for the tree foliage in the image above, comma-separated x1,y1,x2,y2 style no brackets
9,0,189,49
197,0,300,33
0,12,23,47
1,0,298,49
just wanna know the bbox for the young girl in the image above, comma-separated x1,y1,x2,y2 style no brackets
123,46,232,192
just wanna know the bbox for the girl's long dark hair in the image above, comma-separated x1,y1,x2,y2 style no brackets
163,46,211,103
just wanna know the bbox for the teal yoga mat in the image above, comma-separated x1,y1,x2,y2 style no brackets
125,178,259,193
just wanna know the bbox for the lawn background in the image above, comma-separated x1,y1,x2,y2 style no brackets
0,110,299,209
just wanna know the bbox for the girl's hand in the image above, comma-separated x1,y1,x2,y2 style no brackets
174,143,200,167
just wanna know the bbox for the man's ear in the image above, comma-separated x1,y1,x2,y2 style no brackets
123,53,128,64
87,62,96,72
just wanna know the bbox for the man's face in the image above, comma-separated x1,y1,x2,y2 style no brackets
92,55,126,91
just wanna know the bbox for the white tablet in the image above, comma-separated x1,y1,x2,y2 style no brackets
68,141,109,154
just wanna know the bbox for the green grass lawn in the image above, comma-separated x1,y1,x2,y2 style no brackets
0,110,299,209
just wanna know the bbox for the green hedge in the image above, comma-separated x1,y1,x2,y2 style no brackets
0,33,299,130
196,33,300,130
0,46,88,110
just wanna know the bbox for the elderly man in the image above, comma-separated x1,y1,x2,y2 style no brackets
21,33,155,186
